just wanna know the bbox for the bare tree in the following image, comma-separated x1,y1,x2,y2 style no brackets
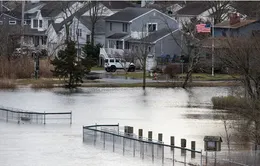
87,1,105,46
206,1,231,24
165,17,206,88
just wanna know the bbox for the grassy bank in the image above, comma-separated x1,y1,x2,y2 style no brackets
112,72,239,81
0,79,17,89
81,81,240,88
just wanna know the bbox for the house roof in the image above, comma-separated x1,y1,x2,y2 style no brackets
101,1,136,10
78,16,106,34
214,20,258,29
40,1,76,17
105,7,153,22
51,3,92,33
107,33,129,39
204,136,222,142
128,28,179,44
176,2,210,16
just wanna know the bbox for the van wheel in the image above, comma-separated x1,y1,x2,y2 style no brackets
111,66,116,72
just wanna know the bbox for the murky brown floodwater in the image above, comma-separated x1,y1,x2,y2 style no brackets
0,87,236,166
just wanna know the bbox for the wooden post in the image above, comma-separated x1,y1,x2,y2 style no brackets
43,112,46,125
158,133,163,142
148,131,152,141
181,139,186,147
138,129,143,139
170,136,175,150
181,138,186,157
191,141,196,158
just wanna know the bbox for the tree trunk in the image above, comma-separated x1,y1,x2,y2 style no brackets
91,24,95,47
182,69,192,88
142,56,147,90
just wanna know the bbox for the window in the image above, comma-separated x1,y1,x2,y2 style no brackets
0,21,3,25
33,19,38,28
110,59,114,63
122,23,127,32
86,34,91,43
76,29,82,37
148,46,151,52
39,20,43,28
115,59,119,63
110,22,112,31
9,21,16,25
147,23,157,32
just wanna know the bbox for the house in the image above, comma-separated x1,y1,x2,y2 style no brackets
100,7,181,69
46,1,135,56
213,13,260,37
175,2,246,29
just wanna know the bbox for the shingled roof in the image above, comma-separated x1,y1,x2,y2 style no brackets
176,2,210,16
214,20,258,29
78,16,106,34
105,7,153,22
101,1,136,10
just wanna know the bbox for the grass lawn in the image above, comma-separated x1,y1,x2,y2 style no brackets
91,66,104,71
177,73,239,81
112,72,239,81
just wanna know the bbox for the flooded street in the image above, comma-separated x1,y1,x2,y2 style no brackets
0,87,233,166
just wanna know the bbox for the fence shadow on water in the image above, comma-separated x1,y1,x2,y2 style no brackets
0,105,72,124
83,124,203,166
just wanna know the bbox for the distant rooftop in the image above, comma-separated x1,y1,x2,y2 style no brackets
214,20,258,29
176,2,210,16
105,7,153,22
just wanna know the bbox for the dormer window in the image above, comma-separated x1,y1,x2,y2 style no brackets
147,23,157,33
9,21,16,25
39,20,43,28
33,19,38,28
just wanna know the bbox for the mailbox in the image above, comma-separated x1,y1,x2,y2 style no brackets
204,136,222,151
124,126,133,136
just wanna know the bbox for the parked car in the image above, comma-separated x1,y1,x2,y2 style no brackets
104,58,135,72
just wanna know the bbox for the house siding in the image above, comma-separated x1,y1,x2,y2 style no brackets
214,21,260,37
105,21,130,37
130,10,178,39
154,34,181,58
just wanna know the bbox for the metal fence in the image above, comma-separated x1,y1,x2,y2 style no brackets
83,124,203,166
0,106,72,124
202,150,260,166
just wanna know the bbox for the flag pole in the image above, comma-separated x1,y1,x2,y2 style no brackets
211,17,215,77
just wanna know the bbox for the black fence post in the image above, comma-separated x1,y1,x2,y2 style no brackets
43,112,46,125
70,111,72,125
6,110,8,122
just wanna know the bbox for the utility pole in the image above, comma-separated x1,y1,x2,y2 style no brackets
211,17,215,77
21,0,25,48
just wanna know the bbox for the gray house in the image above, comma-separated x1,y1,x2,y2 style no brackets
100,7,182,69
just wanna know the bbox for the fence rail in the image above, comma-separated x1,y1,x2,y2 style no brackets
0,105,72,124
83,124,203,166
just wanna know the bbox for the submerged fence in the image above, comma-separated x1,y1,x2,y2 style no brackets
0,106,72,124
83,124,203,166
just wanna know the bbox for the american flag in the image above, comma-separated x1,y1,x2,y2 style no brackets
196,24,211,33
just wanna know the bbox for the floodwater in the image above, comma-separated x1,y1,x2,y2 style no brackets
0,87,235,166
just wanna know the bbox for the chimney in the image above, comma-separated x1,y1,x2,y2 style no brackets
229,13,240,25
